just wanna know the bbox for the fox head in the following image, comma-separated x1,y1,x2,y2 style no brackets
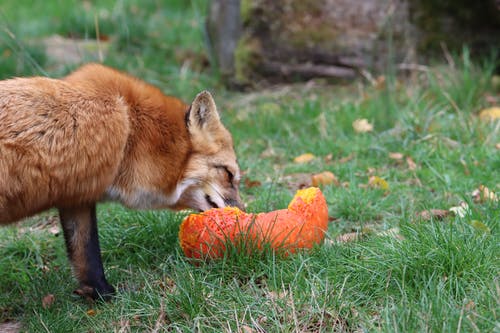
174,91,244,212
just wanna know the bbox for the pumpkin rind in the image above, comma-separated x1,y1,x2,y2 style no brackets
288,187,329,244
179,187,329,258
178,207,248,259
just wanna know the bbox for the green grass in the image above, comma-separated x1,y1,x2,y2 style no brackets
1,1,499,332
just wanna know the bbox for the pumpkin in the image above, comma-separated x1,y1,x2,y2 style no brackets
178,187,329,259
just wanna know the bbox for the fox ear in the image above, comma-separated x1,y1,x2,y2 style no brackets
186,91,221,130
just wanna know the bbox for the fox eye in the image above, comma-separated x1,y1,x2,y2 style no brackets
224,167,234,183
215,164,234,184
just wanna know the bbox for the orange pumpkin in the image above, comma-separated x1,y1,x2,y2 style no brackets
178,207,249,259
178,187,329,259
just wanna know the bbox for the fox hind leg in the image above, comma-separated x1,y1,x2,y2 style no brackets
58,204,115,300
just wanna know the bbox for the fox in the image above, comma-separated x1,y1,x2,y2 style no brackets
0,63,243,300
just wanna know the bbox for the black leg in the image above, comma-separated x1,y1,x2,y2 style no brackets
58,204,115,300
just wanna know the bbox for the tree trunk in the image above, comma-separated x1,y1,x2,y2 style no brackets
206,0,241,81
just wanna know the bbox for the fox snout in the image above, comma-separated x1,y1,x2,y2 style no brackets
175,188,244,212
203,195,244,212
224,198,245,211
202,187,244,212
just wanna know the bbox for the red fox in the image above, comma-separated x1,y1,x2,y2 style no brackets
0,63,243,300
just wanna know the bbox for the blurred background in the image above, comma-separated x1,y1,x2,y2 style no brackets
0,0,211,99
1,0,498,93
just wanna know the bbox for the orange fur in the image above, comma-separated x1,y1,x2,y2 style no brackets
0,63,242,222
0,64,243,299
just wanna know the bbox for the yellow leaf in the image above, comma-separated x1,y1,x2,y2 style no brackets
368,176,389,191
352,118,373,133
311,171,339,186
389,152,404,160
469,220,491,234
479,107,500,121
86,309,97,316
293,153,315,163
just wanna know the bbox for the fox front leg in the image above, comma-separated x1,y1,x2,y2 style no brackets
58,204,115,300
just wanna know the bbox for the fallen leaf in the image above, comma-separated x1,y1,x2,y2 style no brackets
479,106,500,121
311,171,339,187
377,227,405,240
241,325,254,333
406,157,417,171
417,209,449,221
374,75,386,90
293,153,315,164
42,294,55,309
449,202,470,218
459,159,470,175
389,152,404,160
335,232,361,243
86,309,97,316
243,177,262,188
282,173,312,190
336,153,355,164
464,300,476,312
472,185,498,203
469,220,491,234
260,146,276,158
368,176,389,191
352,118,373,133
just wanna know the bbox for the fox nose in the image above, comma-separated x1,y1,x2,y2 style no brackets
224,198,245,211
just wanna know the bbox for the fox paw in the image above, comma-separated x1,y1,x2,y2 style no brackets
74,282,115,301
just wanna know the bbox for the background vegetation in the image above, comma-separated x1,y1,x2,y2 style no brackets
0,1,498,332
